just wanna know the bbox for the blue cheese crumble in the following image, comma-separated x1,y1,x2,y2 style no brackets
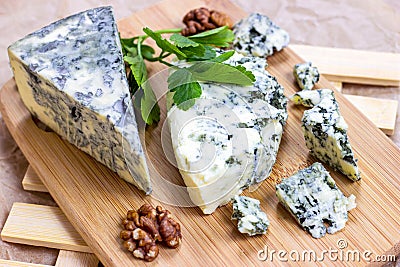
276,162,356,238
233,13,290,57
290,89,361,181
232,195,269,236
293,62,320,90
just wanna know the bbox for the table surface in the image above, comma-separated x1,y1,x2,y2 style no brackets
0,0,399,265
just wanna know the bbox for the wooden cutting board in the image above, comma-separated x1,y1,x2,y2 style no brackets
1,0,400,265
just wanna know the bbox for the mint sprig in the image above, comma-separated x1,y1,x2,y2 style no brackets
120,26,255,125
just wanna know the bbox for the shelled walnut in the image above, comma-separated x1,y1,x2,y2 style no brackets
181,7,233,36
120,204,182,262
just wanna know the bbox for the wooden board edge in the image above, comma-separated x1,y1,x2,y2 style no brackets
344,94,398,135
0,259,50,267
22,165,49,192
0,203,91,254
324,74,400,87
55,251,99,267
290,44,400,87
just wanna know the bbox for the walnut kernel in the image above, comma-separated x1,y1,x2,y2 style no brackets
120,204,182,262
181,7,233,36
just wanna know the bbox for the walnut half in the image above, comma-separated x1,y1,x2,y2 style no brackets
120,204,182,262
181,7,233,36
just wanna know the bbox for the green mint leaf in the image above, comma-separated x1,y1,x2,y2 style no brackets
233,65,256,82
168,68,195,91
168,68,202,110
143,27,186,59
170,33,199,47
188,61,255,86
188,26,234,47
127,70,139,96
120,37,138,56
210,50,235,63
185,45,216,61
180,45,206,59
141,44,155,60
140,82,160,125
172,81,202,110
170,34,210,60
189,26,227,38
124,55,148,87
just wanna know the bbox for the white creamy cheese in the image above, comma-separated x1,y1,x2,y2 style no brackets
290,89,361,181
8,7,151,193
293,62,320,90
168,51,287,214
233,13,290,57
231,195,269,236
276,162,356,238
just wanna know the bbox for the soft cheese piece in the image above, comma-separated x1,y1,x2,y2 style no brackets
231,195,269,236
290,89,361,181
233,13,290,57
276,162,356,238
293,62,320,90
8,7,151,193
168,51,287,214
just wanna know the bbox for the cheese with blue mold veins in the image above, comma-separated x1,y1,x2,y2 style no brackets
231,195,269,236
168,51,287,214
8,6,152,193
233,13,290,57
293,62,320,90
290,89,361,181
276,162,356,238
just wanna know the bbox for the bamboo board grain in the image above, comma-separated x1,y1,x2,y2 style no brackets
1,0,400,265
1,203,91,253
290,44,400,86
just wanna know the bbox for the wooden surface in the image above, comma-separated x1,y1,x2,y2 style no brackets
54,251,98,267
290,44,400,86
0,259,49,267
0,251,98,267
1,0,400,265
1,203,91,253
0,171,99,267
344,94,398,135
22,165,48,192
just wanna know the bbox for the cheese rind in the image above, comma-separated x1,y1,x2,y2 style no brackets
231,195,269,236
8,7,151,193
233,13,289,57
293,62,320,90
276,162,356,238
168,51,287,214
290,89,361,181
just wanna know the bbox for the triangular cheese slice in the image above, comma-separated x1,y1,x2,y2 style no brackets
291,89,361,181
8,6,151,193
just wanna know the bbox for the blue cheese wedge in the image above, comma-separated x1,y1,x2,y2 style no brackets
232,195,269,236
276,162,356,238
293,62,320,90
8,7,151,193
290,89,361,181
233,13,290,57
168,51,287,214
